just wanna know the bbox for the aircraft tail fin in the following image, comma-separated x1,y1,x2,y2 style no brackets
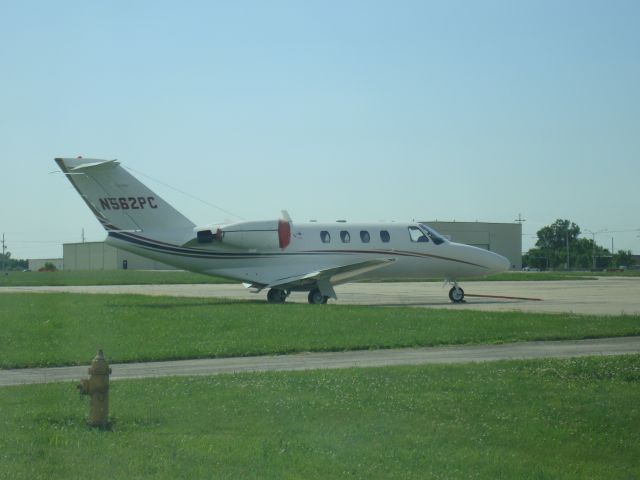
55,158,195,242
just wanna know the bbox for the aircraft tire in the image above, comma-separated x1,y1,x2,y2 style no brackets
267,288,287,304
308,289,328,305
448,286,465,303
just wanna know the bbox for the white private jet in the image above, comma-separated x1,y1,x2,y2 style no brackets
55,157,510,304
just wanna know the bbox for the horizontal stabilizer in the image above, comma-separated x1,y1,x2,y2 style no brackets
56,157,119,170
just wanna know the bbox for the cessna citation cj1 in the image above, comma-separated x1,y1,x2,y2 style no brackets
55,157,510,304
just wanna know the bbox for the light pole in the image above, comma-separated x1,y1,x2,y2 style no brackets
566,230,570,270
540,234,551,271
605,236,614,257
584,229,607,270
1,233,6,273
603,236,615,269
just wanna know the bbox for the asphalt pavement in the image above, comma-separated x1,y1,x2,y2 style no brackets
2,336,639,387
2,277,640,315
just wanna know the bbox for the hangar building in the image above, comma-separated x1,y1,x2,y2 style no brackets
61,221,521,271
27,258,64,271
63,242,177,271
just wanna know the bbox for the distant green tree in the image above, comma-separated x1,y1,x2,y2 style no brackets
15,258,28,270
527,219,577,270
523,219,612,270
1,251,29,271
612,250,635,268
522,249,546,270
0,251,10,271
535,219,580,251
41,262,58,272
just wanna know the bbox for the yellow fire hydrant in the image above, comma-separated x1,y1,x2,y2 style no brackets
77,349,112,428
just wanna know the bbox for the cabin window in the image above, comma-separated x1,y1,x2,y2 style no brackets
380,230,390,243
320,231,331,243
360,230,370,243
408,226,429,242
340,230,351,243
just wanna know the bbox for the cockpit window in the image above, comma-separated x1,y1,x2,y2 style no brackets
320,231,331,243
418,223,447,245
408,226,429,243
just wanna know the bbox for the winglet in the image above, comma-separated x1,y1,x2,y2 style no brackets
281,210,292,222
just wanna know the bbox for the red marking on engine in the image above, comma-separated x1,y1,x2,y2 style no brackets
278,220,291,249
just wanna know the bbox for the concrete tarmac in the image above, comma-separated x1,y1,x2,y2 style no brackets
2,336,639,387
2,277,640,315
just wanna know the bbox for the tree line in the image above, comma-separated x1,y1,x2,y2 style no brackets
522,219,635,270
0,251,28,271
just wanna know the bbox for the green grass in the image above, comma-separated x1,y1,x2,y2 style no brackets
479,271,597,281
485,270,640,281
1,293,639,368
0,269,231,287
1,355,639,479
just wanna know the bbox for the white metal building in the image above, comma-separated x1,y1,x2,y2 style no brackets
63,241,177,271
27,258,64,271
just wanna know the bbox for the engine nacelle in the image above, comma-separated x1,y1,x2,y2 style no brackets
195,219,291,250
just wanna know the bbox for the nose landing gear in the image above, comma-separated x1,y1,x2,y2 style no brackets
448,284,465,303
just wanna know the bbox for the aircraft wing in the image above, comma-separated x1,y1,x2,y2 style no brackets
251,258,396,299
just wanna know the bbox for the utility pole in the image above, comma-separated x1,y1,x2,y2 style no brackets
566,231,570,270
514,214,526,269
1,233,6,272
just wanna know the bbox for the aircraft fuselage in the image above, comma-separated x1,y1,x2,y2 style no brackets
106,221,509,287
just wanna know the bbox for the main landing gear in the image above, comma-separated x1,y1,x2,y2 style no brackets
448,284,465,303
307,288,329,305
266,288,329,304
267,288,288,304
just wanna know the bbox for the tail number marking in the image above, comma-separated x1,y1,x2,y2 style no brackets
99,197,158,210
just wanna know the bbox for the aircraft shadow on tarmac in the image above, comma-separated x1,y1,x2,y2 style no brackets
366,299,523,308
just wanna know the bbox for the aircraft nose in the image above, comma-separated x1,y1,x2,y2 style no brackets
486,251,510,274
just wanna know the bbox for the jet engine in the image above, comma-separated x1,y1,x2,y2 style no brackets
195,219,291,250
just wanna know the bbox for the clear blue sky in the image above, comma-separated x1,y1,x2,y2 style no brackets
2,0,639,259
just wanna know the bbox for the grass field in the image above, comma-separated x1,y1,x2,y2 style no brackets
1,293,639,369
0,269,231,286
2,269,639,287
485,270,640,281
2,288,639,478
1,355,639,479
